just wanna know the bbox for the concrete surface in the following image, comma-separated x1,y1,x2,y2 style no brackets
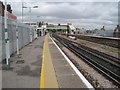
42,35,58,88
48,35,88,88
1,36,44,88
1,34,89,89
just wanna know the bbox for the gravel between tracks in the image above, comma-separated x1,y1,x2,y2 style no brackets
60,35,119,60
61,47,119,88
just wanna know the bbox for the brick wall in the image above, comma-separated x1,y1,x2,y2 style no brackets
0,1,4,16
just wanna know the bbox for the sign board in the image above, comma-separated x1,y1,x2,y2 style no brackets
7,12,17,21
67,23,72,25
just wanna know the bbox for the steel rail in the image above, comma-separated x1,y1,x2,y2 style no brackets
62,34,120,48
53,34,120,87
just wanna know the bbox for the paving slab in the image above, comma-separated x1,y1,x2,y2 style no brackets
48,35,88,88
41,35,58,88
1,36,44,88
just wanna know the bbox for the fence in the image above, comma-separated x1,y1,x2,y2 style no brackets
0,16,35,62
0,16,2,62
94,30,114,37
80,30,115,37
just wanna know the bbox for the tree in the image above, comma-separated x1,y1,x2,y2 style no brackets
94,28,99,31
38,22,42,27
7,4,12,13
101,26,105,31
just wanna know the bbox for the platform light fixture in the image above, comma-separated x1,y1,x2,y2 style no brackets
23,5,38,42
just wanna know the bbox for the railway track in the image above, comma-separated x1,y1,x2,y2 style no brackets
52,34,120,88
61,35,120,64
62,34,120,49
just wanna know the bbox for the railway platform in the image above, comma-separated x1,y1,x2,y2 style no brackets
40,34,93,89
1,34,94,89
2,36,44,89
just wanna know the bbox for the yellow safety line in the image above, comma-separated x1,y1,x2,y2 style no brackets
40,36,47,89
40,35,59,89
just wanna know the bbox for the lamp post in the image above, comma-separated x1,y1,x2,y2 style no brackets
22,0,23,23
23,5,38,43
37,16,40,26
22,1,27,23
4,0,10,66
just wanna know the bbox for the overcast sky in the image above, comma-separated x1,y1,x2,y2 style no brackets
1,0,119,30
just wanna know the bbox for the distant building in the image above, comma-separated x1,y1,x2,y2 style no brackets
114,25,120,38
25,22,38,28
24,22,46,37
0,1,4,16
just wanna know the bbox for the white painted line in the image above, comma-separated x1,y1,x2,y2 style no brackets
49,35,95,90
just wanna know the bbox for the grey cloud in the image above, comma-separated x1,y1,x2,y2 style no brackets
5,1,118,29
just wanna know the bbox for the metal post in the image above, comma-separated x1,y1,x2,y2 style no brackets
42,28,44,36
4,0,10,66
22,0,23,23
23,5,38,42
16,22,19,55
29,7,32,43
